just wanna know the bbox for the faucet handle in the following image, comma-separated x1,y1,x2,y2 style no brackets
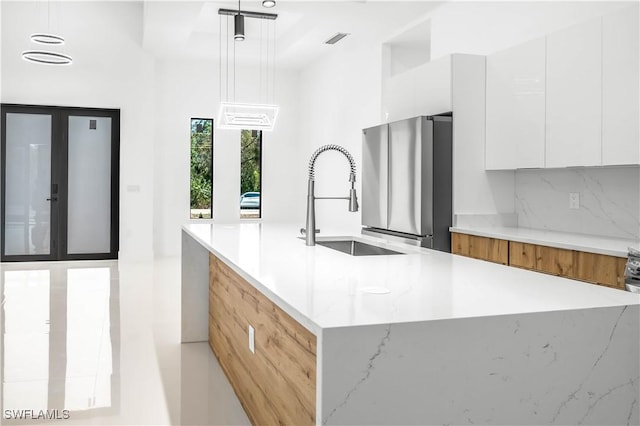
300,228,321,235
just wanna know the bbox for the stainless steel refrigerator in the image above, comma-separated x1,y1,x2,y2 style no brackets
361,114,452,252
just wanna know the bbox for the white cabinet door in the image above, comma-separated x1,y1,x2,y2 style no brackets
546,18,602,167
486,37,546,170
602,4,639,165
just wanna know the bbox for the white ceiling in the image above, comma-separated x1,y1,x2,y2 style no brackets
142,1,444,68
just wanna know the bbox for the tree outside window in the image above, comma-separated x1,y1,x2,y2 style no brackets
240,130,262,219
190,119,213,219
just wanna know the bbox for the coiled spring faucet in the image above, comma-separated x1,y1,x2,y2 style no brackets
303,144,358,246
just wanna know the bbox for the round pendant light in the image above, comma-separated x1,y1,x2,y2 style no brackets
262,0,276,8
30,33,65,45
22,50,72,65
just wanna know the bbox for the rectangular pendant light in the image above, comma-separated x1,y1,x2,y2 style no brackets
217,102,280,131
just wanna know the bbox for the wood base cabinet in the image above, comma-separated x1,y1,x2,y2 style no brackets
209,254,317,425
572,250,626,289
509,241,536,270
451,232,508,265
534,245,575,277
453,233,626,290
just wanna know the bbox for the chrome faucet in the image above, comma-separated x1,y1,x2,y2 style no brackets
303,144,358,246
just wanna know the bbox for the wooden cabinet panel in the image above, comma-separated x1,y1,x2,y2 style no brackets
535,245,576,278
209,254,316,426
470,236,509,265
575,251,627,289
509,242,536,270
451,233,508,265
451,232,470,256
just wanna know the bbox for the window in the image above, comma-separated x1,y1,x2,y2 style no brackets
240,130,262,219
190,119,213,219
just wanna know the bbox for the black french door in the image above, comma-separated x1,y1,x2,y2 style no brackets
1,104,120,261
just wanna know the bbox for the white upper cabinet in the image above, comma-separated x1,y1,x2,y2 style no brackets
486,37,546,170
382,55,452,122
545,18,602,168
602,4,640,166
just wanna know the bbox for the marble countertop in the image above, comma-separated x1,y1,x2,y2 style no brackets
450,225,639,257
183,223,639,334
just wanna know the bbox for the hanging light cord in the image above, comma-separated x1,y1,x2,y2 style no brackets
235,0,240,105
260,18,263,104
266,19,270,104
226,15,229,102
272,19,276,105
233,17,236,104
219,14,222,103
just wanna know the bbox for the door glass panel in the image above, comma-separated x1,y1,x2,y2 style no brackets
4,113,52,256
67,116,111,254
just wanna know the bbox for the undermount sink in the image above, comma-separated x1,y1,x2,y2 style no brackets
316,239,405,256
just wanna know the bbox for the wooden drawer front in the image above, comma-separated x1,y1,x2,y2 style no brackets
535,245,576,278
451,232,471,256
451,233,509,265
209,254,317,426
575,251,627,289
509,242,536,270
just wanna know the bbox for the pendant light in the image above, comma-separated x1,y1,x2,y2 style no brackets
218,7,279,131
234,0,245,41
22,0,72,65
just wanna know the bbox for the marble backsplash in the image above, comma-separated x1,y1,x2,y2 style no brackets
515,167,640,240
454,213,518,228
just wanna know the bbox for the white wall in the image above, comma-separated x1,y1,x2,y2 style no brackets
153,59,302,256
430,1,631,59
1,1,155,261
297,38,382,235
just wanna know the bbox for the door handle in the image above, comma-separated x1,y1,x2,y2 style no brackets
46,196,58,202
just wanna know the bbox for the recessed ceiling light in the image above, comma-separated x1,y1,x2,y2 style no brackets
325,33,350,45
262,0,276,8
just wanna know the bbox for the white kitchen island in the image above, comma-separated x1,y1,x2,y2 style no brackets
182,222,640,425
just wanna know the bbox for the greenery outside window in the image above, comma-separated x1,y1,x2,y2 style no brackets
240,130,262,219
190,118,213,219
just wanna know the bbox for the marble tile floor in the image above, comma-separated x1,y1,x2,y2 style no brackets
0,258,250,426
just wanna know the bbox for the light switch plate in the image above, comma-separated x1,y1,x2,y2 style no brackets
248,325,255,354
569,192,580,209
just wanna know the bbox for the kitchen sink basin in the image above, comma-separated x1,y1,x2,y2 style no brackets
316,239,405,256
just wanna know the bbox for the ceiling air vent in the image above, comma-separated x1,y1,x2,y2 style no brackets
325,33,350,45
